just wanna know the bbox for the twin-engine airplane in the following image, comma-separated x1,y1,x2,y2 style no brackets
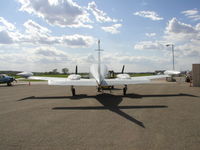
18,40,180,96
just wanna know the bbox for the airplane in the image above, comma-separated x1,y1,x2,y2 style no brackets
18,40,180,96
0,74,16,86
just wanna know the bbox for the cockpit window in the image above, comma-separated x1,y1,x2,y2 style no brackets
0,74,7,78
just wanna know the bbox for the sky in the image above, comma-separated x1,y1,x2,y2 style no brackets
0,0,200,73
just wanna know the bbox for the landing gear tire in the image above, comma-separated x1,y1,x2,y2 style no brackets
71,86,76,96
97,87,101,92
123,85,127,96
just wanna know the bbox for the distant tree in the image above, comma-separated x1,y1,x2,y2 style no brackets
52,69,58,74
62,68,69,74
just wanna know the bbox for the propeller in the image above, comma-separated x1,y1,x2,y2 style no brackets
121,65,125,74
10,77,17,83
75,65,78,74
14,78,17,83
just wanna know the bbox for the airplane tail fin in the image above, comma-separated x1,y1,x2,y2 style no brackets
96,40,103,84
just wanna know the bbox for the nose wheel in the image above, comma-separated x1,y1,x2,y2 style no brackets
71,86,76,96
123,85,127,95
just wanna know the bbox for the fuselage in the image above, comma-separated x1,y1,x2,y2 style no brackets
89,64,109,85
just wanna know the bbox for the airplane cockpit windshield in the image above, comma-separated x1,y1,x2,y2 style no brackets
0,74,7,78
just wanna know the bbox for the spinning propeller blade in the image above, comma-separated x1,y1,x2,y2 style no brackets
121,65,125,74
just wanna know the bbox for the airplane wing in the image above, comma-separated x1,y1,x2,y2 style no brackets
102,74,169,86
28,76,97,86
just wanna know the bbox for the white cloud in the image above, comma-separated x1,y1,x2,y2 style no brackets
17,0,93,28
0,46,100,72
175,43,200,58
61,34,95,47
24,20,51,35
88,1,118,23
164,18,199,42
30,46,69,63
133,18,200,71
100,52,171,72
0,46,71,71
134,11,163,21
0,44,173,72
21,19,57,44
30,47,97,66
166,18,197,34
182,9,200,21
145,33,156,37
134,17,200,57
182,9,198,16
134,41,164,50
101,24,122,34
0,30,13,44
0,17,16,31
22,20,95,47
33,47,67,57
0,18,95,47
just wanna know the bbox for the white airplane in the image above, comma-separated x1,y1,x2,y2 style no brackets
18,40,180,96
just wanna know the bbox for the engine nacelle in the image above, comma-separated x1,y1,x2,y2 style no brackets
164,70,180,75
116,74,131,79
17,72,33,78
68,74,81,80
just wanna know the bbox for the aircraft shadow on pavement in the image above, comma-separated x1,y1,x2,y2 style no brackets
18,93,198,128
54,94,170,128
19,92,198,101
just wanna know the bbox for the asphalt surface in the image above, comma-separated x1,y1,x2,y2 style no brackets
0,82,200,150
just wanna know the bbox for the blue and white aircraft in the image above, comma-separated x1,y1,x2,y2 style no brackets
18,40,180,96
0,74,16,86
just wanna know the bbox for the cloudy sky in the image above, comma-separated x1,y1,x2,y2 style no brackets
0,0,200,72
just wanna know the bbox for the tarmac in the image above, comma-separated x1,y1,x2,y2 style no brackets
0,81,200,150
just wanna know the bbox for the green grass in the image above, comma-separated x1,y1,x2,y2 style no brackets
8,74,68,79
18,79,46,82
36,74,68,78
130,73,154,77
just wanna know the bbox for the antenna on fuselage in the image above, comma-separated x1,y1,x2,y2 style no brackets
95,40,103,83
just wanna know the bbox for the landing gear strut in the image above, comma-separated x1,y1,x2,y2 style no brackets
71,86,76,96
97,87,101,92
123,85,127,95
7,82,12,86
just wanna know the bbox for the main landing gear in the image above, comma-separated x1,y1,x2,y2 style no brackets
97,86,112,93
97,87,101,92
70,85,127,96
71,86,76,96
97,85,128,95
123,85,127,96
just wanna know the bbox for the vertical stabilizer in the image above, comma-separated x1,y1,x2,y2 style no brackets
96,40,103,84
